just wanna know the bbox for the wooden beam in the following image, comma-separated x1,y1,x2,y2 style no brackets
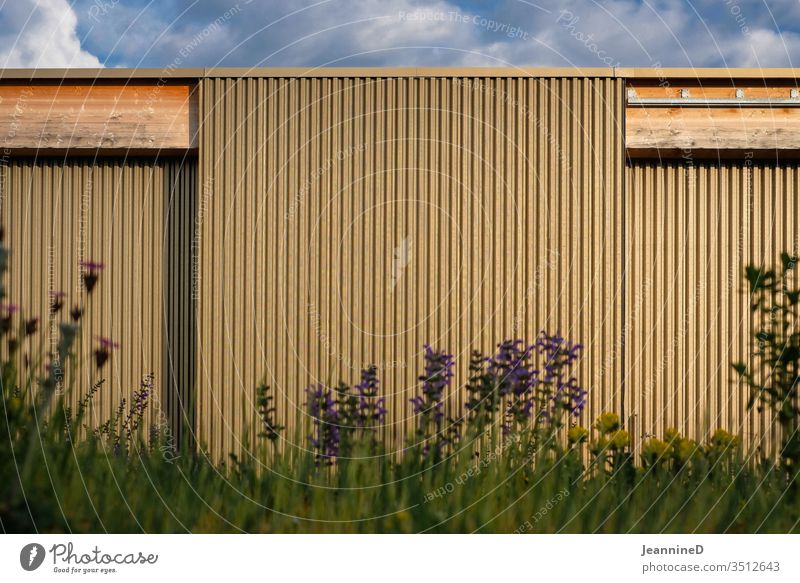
618,67,800,80
626,79,800,152
628,81,799,100
626,148,800,161
626,105,800,150
0,83,198,151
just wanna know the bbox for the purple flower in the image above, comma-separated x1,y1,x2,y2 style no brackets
50,291,66,314
79,260,104,271
306,385,341,464
533,330,586,419
93,336,119,368
70,305,83,322
97,336,120,349
487,340,536,395
354,365,386,427
418,344,454,404
463,332,588,435
24,317,39,336
486,339,537,425
411,345,456,456
134,374,153,413
355,365,379,397
80,260,104,293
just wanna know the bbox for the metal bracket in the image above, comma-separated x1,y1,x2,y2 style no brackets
628,86,800,107
628,95,800,107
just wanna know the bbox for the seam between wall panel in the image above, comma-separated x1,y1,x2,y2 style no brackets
620,77,628,426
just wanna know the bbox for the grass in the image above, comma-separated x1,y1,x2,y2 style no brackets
2,415,799,533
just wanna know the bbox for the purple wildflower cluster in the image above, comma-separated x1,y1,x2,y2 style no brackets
486,340,537,428
410,345,458,456
411,344,455,423
306,384,341,464
488,340,537,397
93,336,119,369
533,331,587,421
306,366,391,463
355,365,387,428
464,331,587,436
79,260,104,294
49,290,66,314
134,373,153,413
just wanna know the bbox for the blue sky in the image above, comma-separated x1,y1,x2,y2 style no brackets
2,0,799,68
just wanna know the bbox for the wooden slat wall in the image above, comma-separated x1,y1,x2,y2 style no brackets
197,76,625,457
625,160,800,457
0,83,199,151
0,157,197,445
626,106,800,151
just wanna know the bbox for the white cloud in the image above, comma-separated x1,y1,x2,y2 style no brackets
6,0,800,69
723,28,800,68
0,0,102,67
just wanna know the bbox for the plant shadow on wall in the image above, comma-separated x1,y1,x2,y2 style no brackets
733,252,800,477
1,225,799,533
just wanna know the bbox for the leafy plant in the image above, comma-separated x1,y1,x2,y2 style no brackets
256,381,284,443
589,412,633,481
733,251,800,476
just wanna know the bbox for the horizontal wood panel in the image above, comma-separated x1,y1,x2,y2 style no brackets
0,83,198,151
628,81,799,99
627,106,800,150
619,67,800,79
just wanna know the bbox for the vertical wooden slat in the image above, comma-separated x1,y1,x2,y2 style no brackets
197,75,624,459
625,159,796,456
0,157,196,445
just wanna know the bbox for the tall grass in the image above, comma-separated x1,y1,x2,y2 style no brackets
3,423,798,533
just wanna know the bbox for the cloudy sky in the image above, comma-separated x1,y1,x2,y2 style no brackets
1,0,799,69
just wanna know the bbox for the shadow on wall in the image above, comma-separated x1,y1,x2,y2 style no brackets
163,158,198,451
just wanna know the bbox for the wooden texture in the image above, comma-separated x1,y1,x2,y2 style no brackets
626,105,800,150
625,160,799,458
0,83,198,151
626,80,800,152
618,67,800,79
197,76,625,458
0,158,197,447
